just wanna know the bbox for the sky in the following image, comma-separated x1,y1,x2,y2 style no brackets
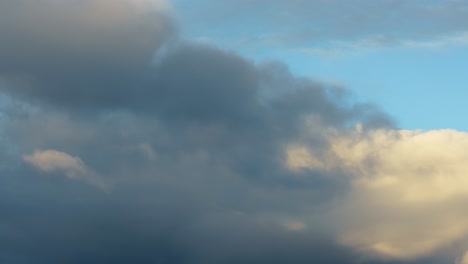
0,0,468,263
173,0,468,131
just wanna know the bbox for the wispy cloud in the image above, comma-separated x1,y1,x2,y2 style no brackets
177,0,468,56
296,31,468,57
24,150,110,191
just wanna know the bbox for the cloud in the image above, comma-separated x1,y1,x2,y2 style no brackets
457,251,468,264
176,0,468,54
285,127,468,261
0,0,174,75
0,23,393,264
23,149,109,190
283,220,307,231
0,1,462,263
297,31,468,57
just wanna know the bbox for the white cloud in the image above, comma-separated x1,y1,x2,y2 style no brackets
285,127,468,260
24,149,109,191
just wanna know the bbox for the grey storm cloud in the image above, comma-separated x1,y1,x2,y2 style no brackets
0,1,462,264
0,0,174,73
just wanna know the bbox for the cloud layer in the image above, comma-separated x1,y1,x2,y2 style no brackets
176,0,468,53
0,1,466,263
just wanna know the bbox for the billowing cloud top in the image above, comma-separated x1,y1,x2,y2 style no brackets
287,127,468,260
0,1,466,264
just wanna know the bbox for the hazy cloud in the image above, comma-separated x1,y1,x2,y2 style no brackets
458,251,468,264
297,31,468,57
175,0,468,53
0,0,173,70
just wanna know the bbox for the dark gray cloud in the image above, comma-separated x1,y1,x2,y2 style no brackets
0,1,448,263
0,0,174,73
1,163,444,264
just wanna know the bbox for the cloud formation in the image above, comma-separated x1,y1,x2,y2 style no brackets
0,1,465,264
286,127,468,260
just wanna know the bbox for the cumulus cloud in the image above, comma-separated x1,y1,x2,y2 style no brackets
0,1,462,264
23,149,109,190
285,127,468,261
0,20,392,264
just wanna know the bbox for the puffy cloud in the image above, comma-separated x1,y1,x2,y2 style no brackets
24,149,109,190
0,42,392,264
0,37,394,264
0,1,458,263
285,127,468,261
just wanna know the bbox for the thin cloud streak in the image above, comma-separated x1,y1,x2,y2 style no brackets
296,31,468,57
24,149,110,191
175,0,468,55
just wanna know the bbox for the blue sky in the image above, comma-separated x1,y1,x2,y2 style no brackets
173,0,468,131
